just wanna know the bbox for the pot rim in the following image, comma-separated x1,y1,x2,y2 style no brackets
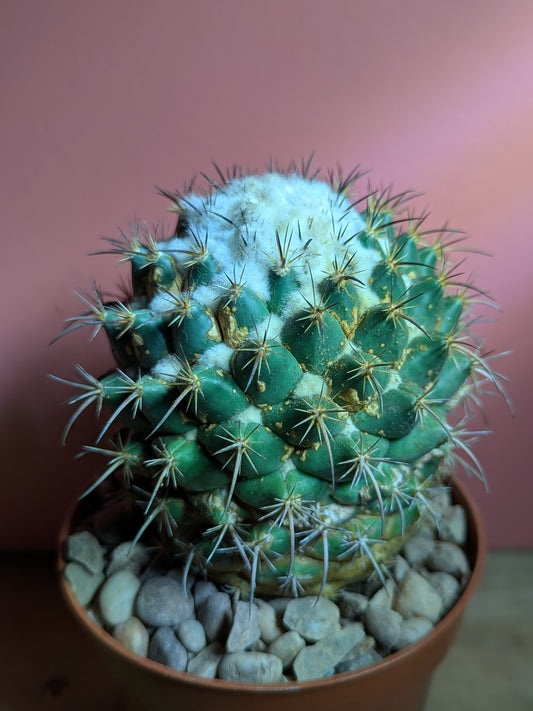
57,477,486,694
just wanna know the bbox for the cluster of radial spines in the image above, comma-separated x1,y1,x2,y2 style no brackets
55,163,507,598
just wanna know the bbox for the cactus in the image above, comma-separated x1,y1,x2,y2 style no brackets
54,160,506,599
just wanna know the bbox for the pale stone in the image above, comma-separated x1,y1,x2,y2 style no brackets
177,618,207,653
99,570,141,626
283,597,341,642
226,600,261,652
148,627,187,671
106,541,150,576
255,598,284,644
396,570,443,623
292,623,365,681
64,561,104,607
334,635,380,673
165,567,195,596
187,642,224,679
197,591,232,643
395,616,434,650
136,575,194,627
113,616,149,657
394,555,411,583
66,531,105,575
218,652,283,683
193,579,218,610
266,597,292,615
425,571,461,612
367,579,396,609
403,534,435,568
439,505,468,546
364,605,402,649
267,631,306,670
250,638,267,652
429,489,453,517
426,541,470,579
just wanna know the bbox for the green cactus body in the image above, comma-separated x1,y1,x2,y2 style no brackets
57,165,503,598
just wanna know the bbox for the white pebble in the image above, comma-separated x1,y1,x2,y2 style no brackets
136,575,194,627
226,600,261,653
403,534,434,568
107,541,150,576
99,570,141,626
66,531,105,575
396,570,443,623
394,555,411,583
425,571,461,612
64,561,104,606
443,505,468,546
187,642,225,679
426,541,470,579
367,579,396,609
394,616,434,650
364,605,402,650
283,597,341,642
113,616,149,657
335,640,382,674
267,630,306,669
177,619,207,653
292,623,365,681
255,598,284,644
218,652,283,683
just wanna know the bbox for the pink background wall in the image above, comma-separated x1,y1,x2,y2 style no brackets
2,0,531,550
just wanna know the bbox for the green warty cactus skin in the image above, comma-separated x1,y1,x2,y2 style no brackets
55,161,505,599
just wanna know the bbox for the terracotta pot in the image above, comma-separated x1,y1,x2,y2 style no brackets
57,479,486,711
